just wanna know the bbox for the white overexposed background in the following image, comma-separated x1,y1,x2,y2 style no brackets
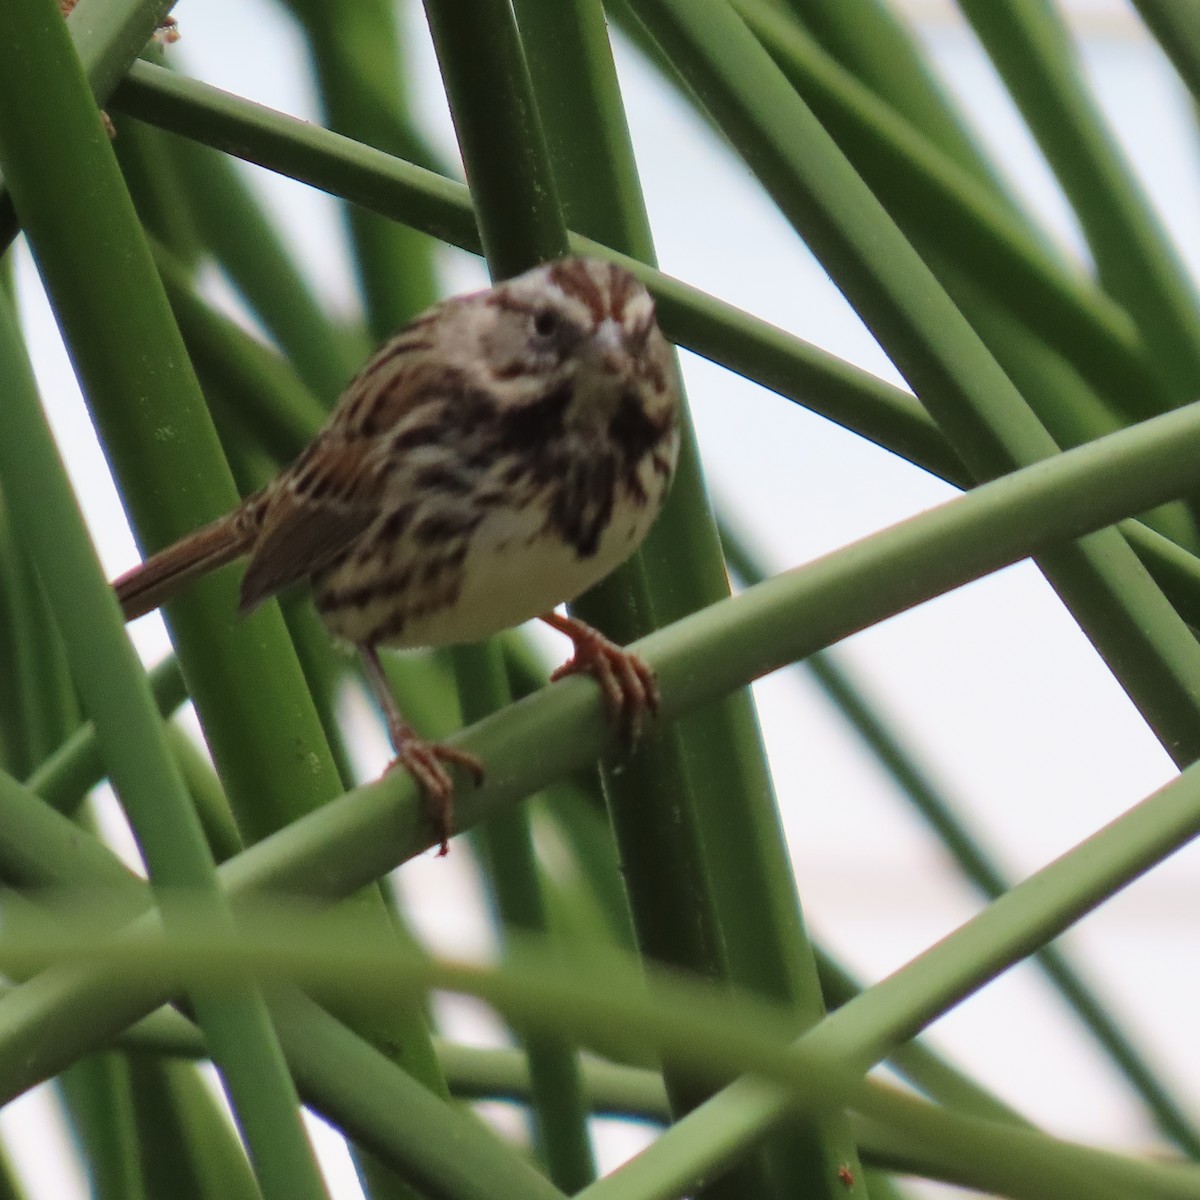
8,1,1200,1197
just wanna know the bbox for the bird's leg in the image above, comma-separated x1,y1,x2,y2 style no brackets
359,644,484,855
540,611,660,742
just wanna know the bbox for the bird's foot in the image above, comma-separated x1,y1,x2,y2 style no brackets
542,612,660,743
385,733,485,856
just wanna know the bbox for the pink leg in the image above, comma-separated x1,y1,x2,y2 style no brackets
360,645,484,855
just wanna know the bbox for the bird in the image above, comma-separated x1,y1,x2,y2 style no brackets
115,256,682,852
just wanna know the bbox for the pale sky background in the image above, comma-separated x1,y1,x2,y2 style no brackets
8,2,1200,1197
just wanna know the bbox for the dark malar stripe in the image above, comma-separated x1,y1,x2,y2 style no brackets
608,390,666,462
496,383,573,450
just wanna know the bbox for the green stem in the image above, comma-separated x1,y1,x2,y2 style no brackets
1,376,1199,1116
626,0,1200,773
111,61,959,479
957,0,1200,402
0,46,328,1190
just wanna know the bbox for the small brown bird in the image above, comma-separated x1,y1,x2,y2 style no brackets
116,257,681,851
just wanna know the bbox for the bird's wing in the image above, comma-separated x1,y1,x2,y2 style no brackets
237,436,384,614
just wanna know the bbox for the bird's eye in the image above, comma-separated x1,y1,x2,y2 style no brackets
532,308,559,338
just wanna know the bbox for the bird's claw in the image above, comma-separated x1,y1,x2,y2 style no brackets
550,625,660,744
386,735,484,855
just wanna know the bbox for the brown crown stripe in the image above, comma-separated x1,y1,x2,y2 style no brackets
549,259,611,324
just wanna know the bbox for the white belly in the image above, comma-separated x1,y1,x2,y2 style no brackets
388,492,659,648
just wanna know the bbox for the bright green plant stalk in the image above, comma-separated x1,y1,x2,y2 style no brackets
421,1,601,1184
514,1,862,1194
24,656,186,814
720,520,1200,1152
142,115,456,1153
109,62,1200,606
772,0,1029,220
730,0,1161,421
111,61,958,477
574,709,1200,1199
2,385,1200,1129
164,135,358,401
0,201,326,1200
0,534,77,775
285,0,439,341
0,905,1198,1200
626,0,1200,773
460,644,597,1192
59,1055,145,1200
955,0,1200,402
126,1056,263,1200
111,112,204,268
1132,0,1200,98
808,649,1200,1148
813,951,1029,1130
0,782,571,1200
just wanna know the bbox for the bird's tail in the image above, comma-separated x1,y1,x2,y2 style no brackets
114,506,258,622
